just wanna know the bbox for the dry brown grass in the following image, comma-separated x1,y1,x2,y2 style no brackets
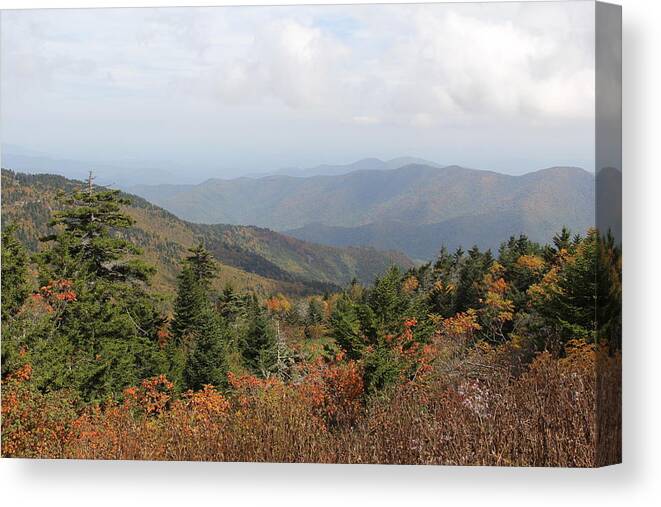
1,342,621,467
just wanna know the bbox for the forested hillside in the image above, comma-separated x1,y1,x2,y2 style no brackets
1,170,413,295
286,212,529,261
1,170,621,464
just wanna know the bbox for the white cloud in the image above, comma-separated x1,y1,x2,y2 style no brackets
355,4,595,126
211,18,351,109
180,3,594,126
1,4,595,121
0,3,596,175
351,115,380,126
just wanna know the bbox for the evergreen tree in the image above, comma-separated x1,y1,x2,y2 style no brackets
455,246,493,313
217,284,250,322
597,232,622,349
553,226,573,253
34,178,166,401
530,229,609,347
368,266,406,333
183,306,229,390
552,233,598,342
185,242,218,289
1,226,35,378
543,226,575,262
1,225,31,321
427,246,460,317
169,243,220,388
543,229,621,346
497,235,544,311
170,242,218,341
306,297,325,325
362,345,402,394
239,295,277,376
330,295,364,359
39,185,153,283
170,265,208,342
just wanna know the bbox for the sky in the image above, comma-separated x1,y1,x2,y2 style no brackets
1,2,596,181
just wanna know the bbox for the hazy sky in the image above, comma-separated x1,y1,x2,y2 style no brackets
1,2,596,178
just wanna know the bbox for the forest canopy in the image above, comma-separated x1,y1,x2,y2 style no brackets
1,177,621,466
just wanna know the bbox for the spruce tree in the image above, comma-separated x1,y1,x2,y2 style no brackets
429,246,460,317
185,242,218,288
544,226,575,262
1,225,31,321
528,229,620,349
170,265,208,342
35,177,166,400
39,184,153,283
170,242,218,341
1,226,34,378
455,246,493,313
239,295,277,376
169,242,225,389
183,306,229,390
306,297,325,325
330,295,364,359
217,284,251,321
497,235,544,311
368,266,406,333
542,230,599,343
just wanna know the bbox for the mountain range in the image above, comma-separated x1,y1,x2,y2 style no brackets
1,169,413,297
247,156,442,178
128,163,596,259
1,145,183,187
1,144,439,186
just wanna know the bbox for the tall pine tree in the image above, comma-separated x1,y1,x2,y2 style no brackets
171,241,219,342
1,225,31,322
1,226,34,377
183,305,229,390
239,295,277,376
170,265,208,343
169,242,228,389
34,177,166,401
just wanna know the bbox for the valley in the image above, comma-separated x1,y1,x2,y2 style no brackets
128,163,595,259
1,169,414,297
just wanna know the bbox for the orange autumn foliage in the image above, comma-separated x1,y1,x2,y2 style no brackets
297,357,364,426
264,294,292,315
1,340,620,466
402,276,420,294
516,254,546,272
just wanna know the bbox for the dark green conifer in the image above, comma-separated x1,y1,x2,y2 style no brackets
239,295,277,376
183,306,229,390
169,243,220,388
34,176,166,400
368,266,406,332
170,265,208,343
39,184,153,283
330,295,363,359
1,226,34,378
1,225,31,321
185,242,218,288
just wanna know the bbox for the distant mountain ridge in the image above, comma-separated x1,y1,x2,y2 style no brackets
2,145,441,186
249,156,443,178
1,169,414,296
128,163,595,259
